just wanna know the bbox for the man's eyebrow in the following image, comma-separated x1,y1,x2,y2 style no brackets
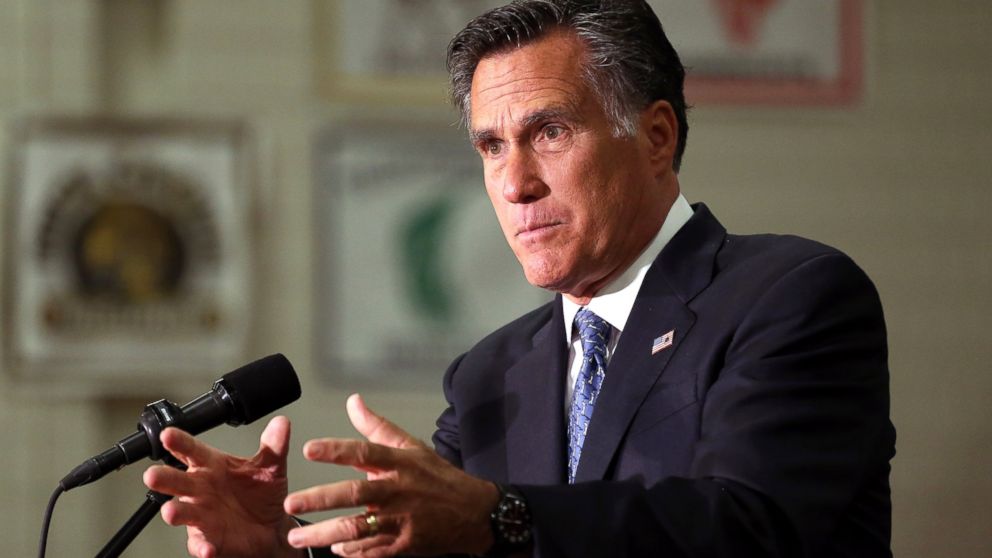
469,106,579,144
520,107,576,128
469,127,496,145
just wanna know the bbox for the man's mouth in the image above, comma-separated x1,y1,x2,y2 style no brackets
516,221,564,243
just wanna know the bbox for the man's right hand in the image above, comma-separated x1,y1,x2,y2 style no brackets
143,415,303,558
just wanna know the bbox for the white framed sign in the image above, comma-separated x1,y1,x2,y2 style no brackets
336,0,503,77
2,118,255,392
313,115,549,385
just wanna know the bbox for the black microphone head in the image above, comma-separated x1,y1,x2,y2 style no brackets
218,354,301,424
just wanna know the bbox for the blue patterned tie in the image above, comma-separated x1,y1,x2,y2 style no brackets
567,308,610,484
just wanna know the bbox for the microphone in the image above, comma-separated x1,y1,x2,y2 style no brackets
59,354,301,491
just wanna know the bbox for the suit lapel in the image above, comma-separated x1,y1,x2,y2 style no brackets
573,276,695,482
574,204,726,482
505,297,569,484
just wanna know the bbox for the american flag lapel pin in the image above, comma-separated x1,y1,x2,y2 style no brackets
651,329,675,355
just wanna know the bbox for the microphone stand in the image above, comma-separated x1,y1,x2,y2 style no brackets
95,490,173,558
95,400,186,558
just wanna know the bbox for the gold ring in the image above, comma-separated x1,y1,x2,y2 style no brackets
364,512,380,536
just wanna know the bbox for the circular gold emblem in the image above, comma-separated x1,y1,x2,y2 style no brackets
75,202,185,303
38,162,221,333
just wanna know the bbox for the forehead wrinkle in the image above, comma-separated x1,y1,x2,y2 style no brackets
471,79,584,137
474,74,582,102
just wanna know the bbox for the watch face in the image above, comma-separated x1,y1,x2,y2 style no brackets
494,492,532,546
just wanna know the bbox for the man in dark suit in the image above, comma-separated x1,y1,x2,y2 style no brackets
144,1,895,557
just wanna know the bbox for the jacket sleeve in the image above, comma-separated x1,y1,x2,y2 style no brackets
518,252,894,558
432,352,468,468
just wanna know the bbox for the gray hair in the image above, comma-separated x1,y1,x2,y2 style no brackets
447,0,689,171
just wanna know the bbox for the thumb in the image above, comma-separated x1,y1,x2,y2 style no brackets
347,393,423,450
256,415,291,472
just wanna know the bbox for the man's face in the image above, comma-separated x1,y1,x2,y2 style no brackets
469,31,672,301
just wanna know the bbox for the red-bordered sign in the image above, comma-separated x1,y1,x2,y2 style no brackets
653,0,865,106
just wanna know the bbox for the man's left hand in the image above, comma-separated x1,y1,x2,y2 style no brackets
284,394,499,558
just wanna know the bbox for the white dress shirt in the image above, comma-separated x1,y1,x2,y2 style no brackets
561,194,693,414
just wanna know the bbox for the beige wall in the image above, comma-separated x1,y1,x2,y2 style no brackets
1,1,989,556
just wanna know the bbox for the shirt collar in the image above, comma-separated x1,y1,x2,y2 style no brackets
562,193,693,336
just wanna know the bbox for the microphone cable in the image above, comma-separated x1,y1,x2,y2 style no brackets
38,483,65,558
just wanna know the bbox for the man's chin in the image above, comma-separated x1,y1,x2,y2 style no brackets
521,269,562,292
517,253,589,295
521,266,574,295
521,262,607,304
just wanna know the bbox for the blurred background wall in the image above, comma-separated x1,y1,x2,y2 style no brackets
0,1,989,556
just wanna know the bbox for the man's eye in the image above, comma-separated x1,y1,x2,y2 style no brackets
542,125,565,141
486,142,503,156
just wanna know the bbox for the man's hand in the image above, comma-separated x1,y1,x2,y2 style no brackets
284,394,500,558
143,415,302,558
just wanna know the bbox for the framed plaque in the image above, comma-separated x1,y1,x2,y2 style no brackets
314,0,505,103
2,118,255,392
313,114,549,385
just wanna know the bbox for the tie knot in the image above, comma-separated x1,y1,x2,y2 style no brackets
574,308,610,356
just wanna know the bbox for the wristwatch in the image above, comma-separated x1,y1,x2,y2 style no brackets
487,483,532,557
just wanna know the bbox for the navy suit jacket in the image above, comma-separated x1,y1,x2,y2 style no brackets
432,204,895,557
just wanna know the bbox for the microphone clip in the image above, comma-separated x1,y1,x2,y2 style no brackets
136,399,183,463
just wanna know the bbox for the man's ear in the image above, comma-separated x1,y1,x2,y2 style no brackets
640,100,679,174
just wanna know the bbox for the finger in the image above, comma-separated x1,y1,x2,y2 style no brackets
161,499,210,528
302,438,402,471
331,533,400,558
287,513,397,550
143,465,199,497
186,527,217,558
347,394,424,450
187,534,217,558
256,415,291,473
160,427,217,468
284,478,393,514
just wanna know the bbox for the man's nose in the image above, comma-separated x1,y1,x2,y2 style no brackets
501,147,549,204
